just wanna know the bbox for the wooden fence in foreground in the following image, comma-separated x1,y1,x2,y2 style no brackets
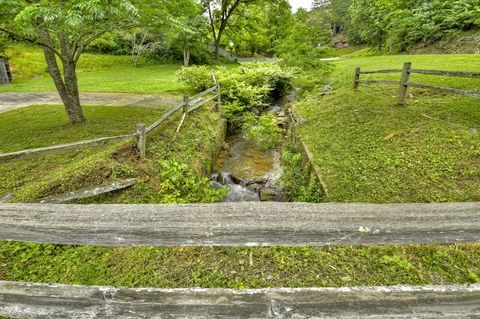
0,83,221,163
353,62,480,104
0,202,480,318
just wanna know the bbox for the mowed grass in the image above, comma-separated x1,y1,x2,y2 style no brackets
0,105,168,153
295,54,480,203
0,105,168,196
0,44,187,94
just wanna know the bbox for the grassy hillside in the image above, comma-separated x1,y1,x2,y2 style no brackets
294,54,480,203
0,44,187,94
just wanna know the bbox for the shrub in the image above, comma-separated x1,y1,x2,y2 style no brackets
0,35,9,59
176,63,295,129
158,160,227,203
175,65,215,92
231,62,297,98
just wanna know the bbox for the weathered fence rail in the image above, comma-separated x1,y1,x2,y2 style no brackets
1,202,479,247
0,202,480,317
35,178,138,204
354,62,480,104
0,133,136,163
1,281,479,319
0,84,221,163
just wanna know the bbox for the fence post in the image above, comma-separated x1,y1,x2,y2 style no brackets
353,67,361,89
136,124,146,159
216,82,222,112
0,59,9,85
183,96,189,113
398,62,412,105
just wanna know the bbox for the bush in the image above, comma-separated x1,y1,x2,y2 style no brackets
158,160,227,203
232,62,296,98
176,63,295,129
175,65,215,92
0,35,9,59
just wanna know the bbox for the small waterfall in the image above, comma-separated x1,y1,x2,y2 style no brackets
211,173,260,202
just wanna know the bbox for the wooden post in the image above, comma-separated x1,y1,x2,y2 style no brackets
136,124,146,159
0,59,9,85
183,96,189,113
175,97,189,138
353,67,361,89
216,82,222,112
398,62,412,105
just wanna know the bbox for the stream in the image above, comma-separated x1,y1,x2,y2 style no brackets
211,93,295,202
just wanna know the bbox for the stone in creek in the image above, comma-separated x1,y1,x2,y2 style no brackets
260,188,279,202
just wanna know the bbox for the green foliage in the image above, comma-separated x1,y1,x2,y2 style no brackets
3,241,479,288
280,140,326,203
0,34,9,58
347,0,480,52
157,160,227,203
221,63,295,127
176,62,295,128
175,65,215,91
277,8,334,70
87,33,128,55
243,113,283,150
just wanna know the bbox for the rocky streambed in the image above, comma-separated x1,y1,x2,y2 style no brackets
211,94,294,202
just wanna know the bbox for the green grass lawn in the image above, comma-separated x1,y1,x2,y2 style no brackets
295,54,480,203
0,44,187,94
0,105,168,153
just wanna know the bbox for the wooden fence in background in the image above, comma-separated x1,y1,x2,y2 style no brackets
0,202,480,318
353,62,480,104
0,59,12,85
0,84,221,163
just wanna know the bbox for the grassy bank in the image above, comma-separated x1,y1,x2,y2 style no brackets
294,54,480,203
0,103,226,203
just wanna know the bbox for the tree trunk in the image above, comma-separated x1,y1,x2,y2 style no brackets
214,39,220,59
183,47,190,67
63,60,85,124
42,47,85,125
377,30,383,51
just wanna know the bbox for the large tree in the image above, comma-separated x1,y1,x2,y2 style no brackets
0,0,138,125
202,0,254,59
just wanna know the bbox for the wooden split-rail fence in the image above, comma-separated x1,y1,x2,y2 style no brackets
353,62,480,104
0,83,221,163
0,59,13,85
0,202,480,318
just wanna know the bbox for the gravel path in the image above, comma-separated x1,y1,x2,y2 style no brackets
0,92,182,114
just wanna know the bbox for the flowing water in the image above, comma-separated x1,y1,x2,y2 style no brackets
212,93,295,202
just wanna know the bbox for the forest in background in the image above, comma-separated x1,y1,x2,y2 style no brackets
2,0,478,66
